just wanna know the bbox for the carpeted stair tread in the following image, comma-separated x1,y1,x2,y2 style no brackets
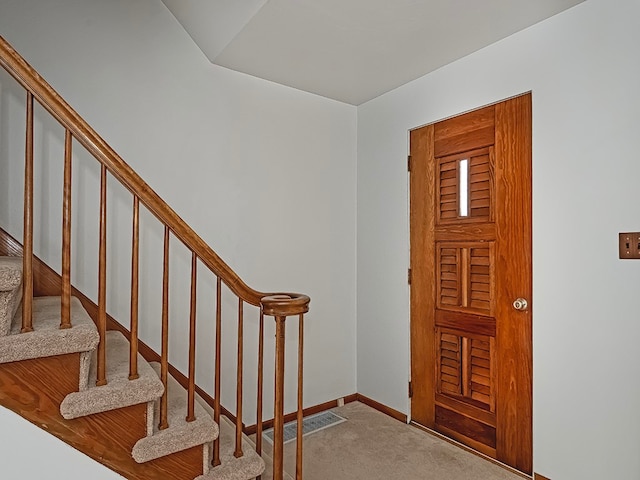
0,257,22,290
196,416,265,480
132,362,219,463
60,330,164,419
0,257,23,337
0,296,98,364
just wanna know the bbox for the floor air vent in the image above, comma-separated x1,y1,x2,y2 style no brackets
263,411,346,444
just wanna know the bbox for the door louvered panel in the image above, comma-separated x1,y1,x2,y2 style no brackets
439,159,458,220
438,331,462,395
469,246,492,314
470,338,494,411
437,147,493,224
437,243,493,315
436,325,495,413
469,152,492,219
439,247,460,307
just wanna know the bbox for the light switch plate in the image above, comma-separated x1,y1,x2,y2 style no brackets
619,232,640,259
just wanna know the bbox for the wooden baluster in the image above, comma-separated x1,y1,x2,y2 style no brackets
60,129,72,329
234,298,244,458
21,91,34,333
186,252,197,422
128,196,140,380
96,164,108,386
212,276,222,467
159,225,170,430
296,313,304,480
273,315,286,480
255,311,265,458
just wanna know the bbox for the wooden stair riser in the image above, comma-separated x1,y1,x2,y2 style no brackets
0,352,206,479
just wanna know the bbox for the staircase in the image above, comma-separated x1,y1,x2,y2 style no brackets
0,35,309,480
0,257,263,478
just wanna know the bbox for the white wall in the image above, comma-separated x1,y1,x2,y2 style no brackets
0,406,124,479
357,0,640,479
0,0,357,430
3,0,639,479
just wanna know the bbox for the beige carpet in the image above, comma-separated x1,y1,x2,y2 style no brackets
132,362,218,464
194,397,266,479
258,401,525,480
60,330,164,420
1,296,99,364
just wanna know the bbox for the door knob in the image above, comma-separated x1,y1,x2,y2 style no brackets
512,298,528,311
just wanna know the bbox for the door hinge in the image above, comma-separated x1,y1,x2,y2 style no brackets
408,381,413,398
407,155,412,172
408,268,412,285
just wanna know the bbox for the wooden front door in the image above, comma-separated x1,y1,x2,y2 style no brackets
409,93,532,474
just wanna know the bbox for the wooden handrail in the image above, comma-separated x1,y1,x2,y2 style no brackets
0,35,266,306
261,295,310,316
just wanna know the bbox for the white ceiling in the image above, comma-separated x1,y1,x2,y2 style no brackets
162,0,584,105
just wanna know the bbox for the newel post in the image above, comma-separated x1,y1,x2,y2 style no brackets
261,294,310,480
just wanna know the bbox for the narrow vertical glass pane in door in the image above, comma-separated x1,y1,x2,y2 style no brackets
459,159,469,217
